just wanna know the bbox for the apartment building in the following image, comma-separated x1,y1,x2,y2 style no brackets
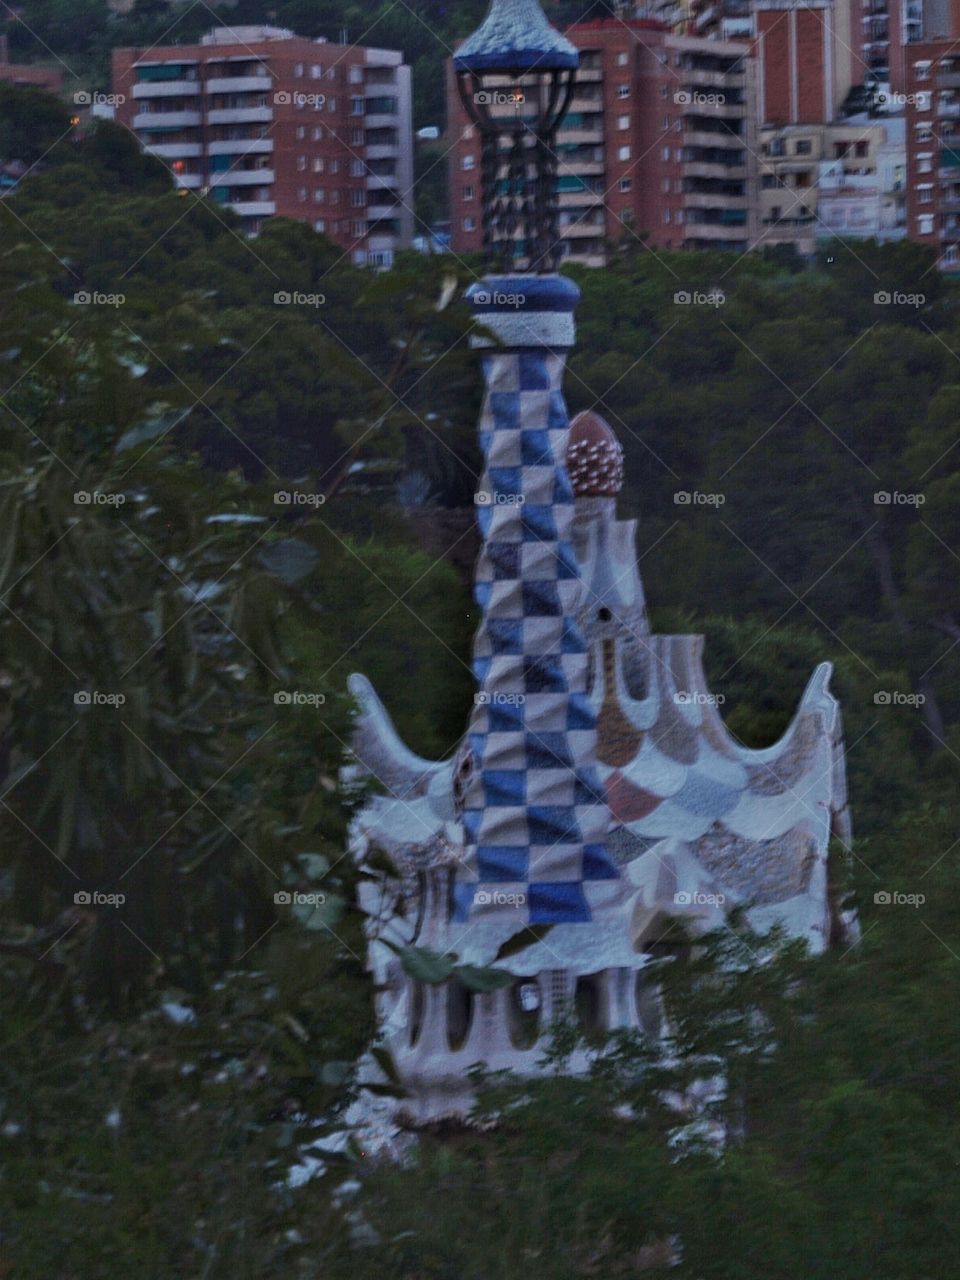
112,25,413,263
446,18,759,264
758,114,906,252
904,41,960,270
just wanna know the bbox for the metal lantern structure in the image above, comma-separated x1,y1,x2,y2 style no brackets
454,0,578,273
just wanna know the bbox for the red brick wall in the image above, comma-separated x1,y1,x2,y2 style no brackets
113,39,379,253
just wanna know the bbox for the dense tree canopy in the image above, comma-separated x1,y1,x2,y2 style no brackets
1,84,960,1280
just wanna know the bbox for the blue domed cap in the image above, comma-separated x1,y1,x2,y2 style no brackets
454,0,579,73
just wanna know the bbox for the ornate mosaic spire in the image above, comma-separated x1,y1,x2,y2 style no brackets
453,0,578,273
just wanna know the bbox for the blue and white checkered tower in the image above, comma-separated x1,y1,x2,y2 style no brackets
452,0,620,929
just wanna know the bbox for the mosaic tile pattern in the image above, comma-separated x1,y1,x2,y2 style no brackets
454,348,619,925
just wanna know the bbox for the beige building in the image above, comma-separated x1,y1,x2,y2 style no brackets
758,114,906,253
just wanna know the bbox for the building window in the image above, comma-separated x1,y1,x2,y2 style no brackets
350,158,365,176
663,208,671,223
762,173,778,188
296,155,307,171
463,184,474,199
313,157,324,173
918,184,933,203
352,127,363,144
619,176,631,192
917,153,933,173
314,219,326,232
327,97,337,112
918,213,934,233
618,84,630,98
294,62,304,78
312,126,322,141
944,244,959,265
311,64,322,79
314,188,325,202
296,125,305,140
330,159,339,174
464,216,476,231
297,187,307,202
618,145,631,160
661,115,670,129
351,96,365,115
327,67,337,81
353,220,366,235
351,188,365,206
855,140,869,157
463,154,476,170
349,66,363,84
618,114,630,129
676,209,683,224
916,126,933,142
617,51,629,66
795,139,811,155
662,146,670,161
661,177,671,192
331,190,340,204
916,61,931,80
659,85,669,99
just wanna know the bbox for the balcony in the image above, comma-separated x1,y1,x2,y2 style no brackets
558,189,604,207
207,107,272,125
938,71,960,88
684,191,748,210
144,141,203,159
366,172,398,189
205,75,273,94
683,224,749,243
133,110,202,130
207,138,273,156
365,143,399,160
556,127,604,145
209,169,275,186
133,81,199,99
568,96,604,115
229,201,276,216
174,173,203,189
684,129,743,151
682,66,745,88
684,160,746,179
562,219,606,236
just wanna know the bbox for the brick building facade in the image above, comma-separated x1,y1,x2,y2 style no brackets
112,25,413,261
446,18,758,264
